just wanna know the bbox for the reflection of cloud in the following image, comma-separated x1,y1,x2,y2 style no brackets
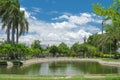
0,7,102,46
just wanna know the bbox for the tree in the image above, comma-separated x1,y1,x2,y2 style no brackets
93,0,120,58
16,11,28,43
0,0,15,43
49,45,58,57
31,40,42,50
0,43,29,60
0,0,28,44
58,42,70,56
71,42,80,54
79,43,97,58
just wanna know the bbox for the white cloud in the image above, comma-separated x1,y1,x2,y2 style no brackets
51,21,77,29
65,30,92,39
52,13,102,25
52,15,69,20
0,8,102,46
32,7,41,13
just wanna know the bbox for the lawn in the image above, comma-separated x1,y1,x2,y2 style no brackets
0,74,120,80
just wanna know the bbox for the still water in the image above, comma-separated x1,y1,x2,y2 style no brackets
0,61,120,75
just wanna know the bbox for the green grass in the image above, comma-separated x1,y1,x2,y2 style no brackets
0,74,120,80
100,58,120,62
0,60,7,62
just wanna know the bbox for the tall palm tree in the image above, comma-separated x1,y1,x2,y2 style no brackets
10,0,20,45
0,0,12,43
0,0,28,44
16,11,29,44
0,0,20,44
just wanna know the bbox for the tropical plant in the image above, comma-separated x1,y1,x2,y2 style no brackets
93,0,120,58
0,0,28,44
16,11,29,43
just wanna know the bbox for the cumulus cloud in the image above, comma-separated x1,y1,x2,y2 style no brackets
0,7,102,46
52,13,102,25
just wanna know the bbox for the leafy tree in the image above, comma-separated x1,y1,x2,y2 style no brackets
31,40,42,50
58,42,70,56
71,42,80,54
0,43,29,60
28,48,41,57
49,45,58,57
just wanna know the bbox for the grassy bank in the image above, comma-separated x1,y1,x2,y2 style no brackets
101,58,120,62
0,74,120,80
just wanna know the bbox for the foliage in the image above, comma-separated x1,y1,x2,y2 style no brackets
93,0,120,58
0,43,29,59
28,48,41,56
58,42,70,55
0,0,28,44
49,45,58,54
1,0,120,59
31,40,42,50
71,43,97,57
71,42,80,54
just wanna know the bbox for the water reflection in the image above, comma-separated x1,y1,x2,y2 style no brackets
0,61,119,75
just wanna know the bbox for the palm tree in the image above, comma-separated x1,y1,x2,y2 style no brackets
93,0,120,57
16,11,29,44
10,0,20,45
0,0,28,44
0,0,12,43
0,0,20,44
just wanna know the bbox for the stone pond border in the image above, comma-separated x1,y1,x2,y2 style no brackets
1,58,120,68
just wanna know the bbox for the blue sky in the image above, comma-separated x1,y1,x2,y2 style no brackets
0,0,114,46
19,0,113,21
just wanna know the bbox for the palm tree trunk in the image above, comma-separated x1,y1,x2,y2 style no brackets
7,24,10,43
12,26,15,45
16,27,19,44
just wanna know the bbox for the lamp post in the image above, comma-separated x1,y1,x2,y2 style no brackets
101,20,104,53
102,20,104,34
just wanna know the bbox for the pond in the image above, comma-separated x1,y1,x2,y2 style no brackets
0,61,120,75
